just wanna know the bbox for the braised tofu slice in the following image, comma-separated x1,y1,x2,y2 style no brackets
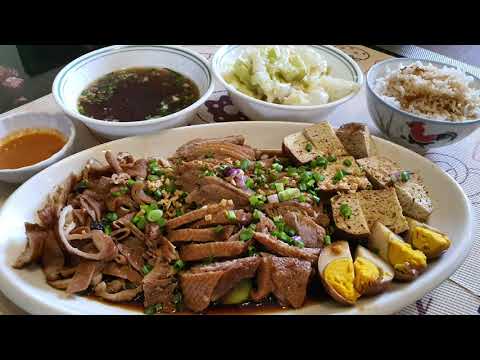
394,173,433,222
303,121,349,157
336,122,376,159
331,193,370,237
283,131,321,164
358,188,409,234
356,156,401,189
314,156,371,193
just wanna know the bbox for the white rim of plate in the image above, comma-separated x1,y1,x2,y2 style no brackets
0,121,474,315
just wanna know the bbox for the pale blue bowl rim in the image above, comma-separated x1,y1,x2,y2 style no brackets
366,57,480,126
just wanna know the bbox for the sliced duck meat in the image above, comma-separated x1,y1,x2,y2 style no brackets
174,135,246,159
166,200,234,231
255,215,276,233
179,271,224,312
125,159,148,179
174,160,222,192
66,260,103,294
94,281,142,302
270,256,312,308
142,260,177,312
42,229,65,281
250,255,311,308
264,201,318,221
186,177,251,208
13,223,47,269
253,232,320,263
105,151,123,173
37,205,57,228
158,237,179,263
48,278,72,290
103,262,143,284
190,209,251,228
105,195,137,213
179,241,247,262
172,138,255,162
117,242,145,272
79,194,104,222
168,225,235,243
180,257,261,312
282,212,326,248
190,257,261,301
130,182,155,204
250,256,273,302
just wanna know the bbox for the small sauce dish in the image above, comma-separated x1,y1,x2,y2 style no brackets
0,113,76,183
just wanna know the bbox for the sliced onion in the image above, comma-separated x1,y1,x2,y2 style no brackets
292,235,303,243
267,194,279,203
226,168,242,177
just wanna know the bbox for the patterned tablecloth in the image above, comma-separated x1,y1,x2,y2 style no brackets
0,45,479,315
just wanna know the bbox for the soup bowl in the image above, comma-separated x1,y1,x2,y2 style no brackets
0,112,76,183
53,45,215,140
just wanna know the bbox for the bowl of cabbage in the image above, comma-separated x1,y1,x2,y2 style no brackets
211,45,364,122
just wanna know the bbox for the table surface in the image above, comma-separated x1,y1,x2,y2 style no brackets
0,45,479,315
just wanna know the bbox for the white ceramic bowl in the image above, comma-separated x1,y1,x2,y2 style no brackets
211,45,364,122
0,113,76,183
366,58,480,153
53,45,215,140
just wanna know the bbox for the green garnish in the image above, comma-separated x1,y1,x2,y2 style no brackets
126,179,136,187
247,245,258,257
153,190,163,199
332,170,345,184
240,159,250,171
305,143,313,152
327,155,337,162
324,235,332,245
287,167,298,177
273,182,284,193
311,156,328,169
239,228,254,242
74,179,89,192
147,175,160,181
205,151,214,159
133,215,146,230
146,209,164,223
339,203,352,219
343,159,352,167
278,188,301,202
297,194,307,202
214,225,224,233
144,303,163,315
104,224,112,236
245,178,255,189
111,191,121,197
272,163,283,172
173,260,186,272
104,212,118,223
252,209,263,222
226,210,237,222
203,169,215,177
175,209,184,217
234,160,241,168
157,217,167,227
249,194,265,208
142,263,153,275
313,173,325,182
400,171,411,182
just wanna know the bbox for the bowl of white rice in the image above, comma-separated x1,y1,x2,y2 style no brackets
366,58,480,152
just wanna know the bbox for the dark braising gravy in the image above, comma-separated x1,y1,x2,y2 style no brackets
78,67,200,122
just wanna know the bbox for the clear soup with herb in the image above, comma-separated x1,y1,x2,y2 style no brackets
78,67,200,122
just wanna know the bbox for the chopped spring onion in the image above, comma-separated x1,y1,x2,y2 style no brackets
339,203,352,219
240,159,250,171
104,212,118,223
305,143,313,152
324,235,332,245
273,182,284,193
313,173,325,182
226,210,237,222
239,228,254,241
272,163,283,172
245,177,255,189
147,175,160,181
146,209,164,223
327,155,337,162
343,159,352,167
104,224,112,236
332,170,345,184
142,263,153,275
126,179,136,187
400,171,411,182
173,260,186,271
214,225,224,233
249,194,265,207
278,188,301,202
252,209,263,222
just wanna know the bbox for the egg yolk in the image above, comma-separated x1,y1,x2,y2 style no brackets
411,227,451,258
324,258,360,303
354,257,380,294
388,238,427,274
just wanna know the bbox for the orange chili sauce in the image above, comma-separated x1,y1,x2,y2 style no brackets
0,128,67,169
